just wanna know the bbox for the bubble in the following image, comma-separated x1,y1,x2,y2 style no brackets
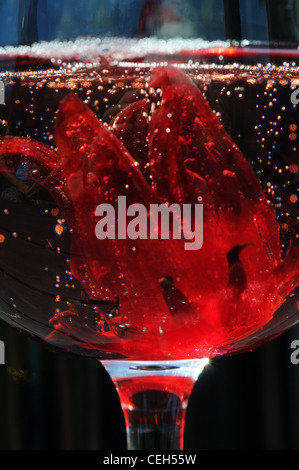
55,224,64,236
86,172,99,188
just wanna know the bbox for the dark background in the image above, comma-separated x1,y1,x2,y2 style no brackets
0,320,299,450
0,0,299,46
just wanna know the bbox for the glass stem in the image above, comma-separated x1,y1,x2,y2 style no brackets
101,359,209,451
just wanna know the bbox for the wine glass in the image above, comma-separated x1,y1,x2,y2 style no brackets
0,0,298,451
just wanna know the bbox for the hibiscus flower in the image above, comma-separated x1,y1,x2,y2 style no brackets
0,66,297,360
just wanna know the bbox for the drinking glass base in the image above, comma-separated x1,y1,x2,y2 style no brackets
101,359,209,450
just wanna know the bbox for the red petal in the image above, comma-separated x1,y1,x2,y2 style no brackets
147,99,197,204
0,136,66,203
148,66,281,279
0,136,57,176
110,98,150,175
54,92,103,175
58,114,160,309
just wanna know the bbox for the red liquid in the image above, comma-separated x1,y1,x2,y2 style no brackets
114,375,195,449
0,40,298,360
